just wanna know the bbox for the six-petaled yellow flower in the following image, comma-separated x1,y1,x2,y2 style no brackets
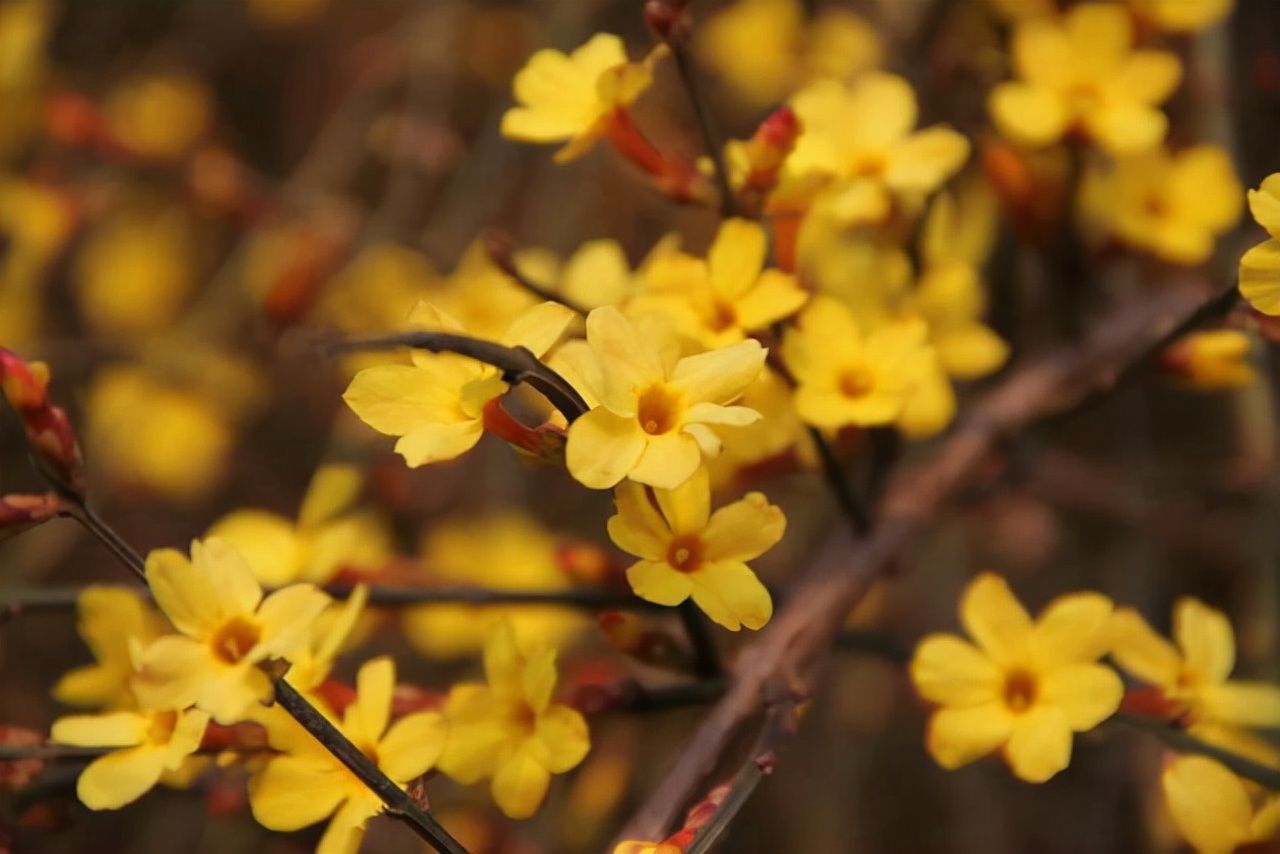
132,537,332,723
608,467,783,631
560,306,766,489
989,4,1182,155
910,573,1122,782
51,706,210,810
343,301,574,467
437,621,590,819
501,33,658,162
250,656,448,854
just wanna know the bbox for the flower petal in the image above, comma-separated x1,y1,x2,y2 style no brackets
523,647,558,715
884,126,970,195
1028,592,1113,667
708,218,767,301
1039,663,1123,730
249,755,348,831
1174,598,1235,684
492,747,552,819
533,705,590,773
607,481,670,560
960,573,1033,666
925,702,1014,770
395,420,485,467
347,656,394,745
1239,239,1280,316
76,745,169,810
628,431,702,490
626,560,694,607
379,711,448,781
1196,682,1280,729
701,492,785,562
989,82,1069,149
566,408,647,489
52,712,149,748
653,467,711,535
1162,756,1254,854
1109,607,1181,688
689,560,773,631
909,634,1002,706
669,339,766,404
317,795,379,854
501,301,576,356
255,583,333,660
1003,704,1072,782
132,635,211,713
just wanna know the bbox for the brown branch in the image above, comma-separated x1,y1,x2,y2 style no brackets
617,283,1211,842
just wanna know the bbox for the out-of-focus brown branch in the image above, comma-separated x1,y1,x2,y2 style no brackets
617,282,1212,842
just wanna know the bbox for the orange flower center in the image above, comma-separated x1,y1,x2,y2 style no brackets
146,710,179,745
636,384,682,436
838,366,875,399
708,300,737,333
1002,669,1039,714
210,616,263,665
666,534,704,573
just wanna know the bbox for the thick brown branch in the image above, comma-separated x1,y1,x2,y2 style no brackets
618,284,1210,842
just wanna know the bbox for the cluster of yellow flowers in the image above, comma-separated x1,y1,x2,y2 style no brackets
911,573,1280,854
51,537,590,850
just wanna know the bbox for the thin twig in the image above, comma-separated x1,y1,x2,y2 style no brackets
323,331,589,424
668,40,737,217
679,601,723,679
808,426,872,536
483,230,592,315
65,503,148,584
273,679,470,854
1113,714,1280,790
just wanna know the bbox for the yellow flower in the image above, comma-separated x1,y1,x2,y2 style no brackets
250,657,447,854
343,301,575,467
561,306,766,489
73,205,199,337
85,365,233,501
104,72,212,161
53,586,169,710
0,178,72,347
1159,330,1256,390
989,4,1182,154
781,296,938,431
208,464,391,587
1081,144,1243,265
0,0,50,159
1163,755,1280,854
437,621,590,819
607,467,782,631
695,0,881,108
313,240,441,336
635,218,808,348
786,72,969,223
1125,0,1233,32
501,33,656,162
1111,598,1280,731
910,573,1122,782
51,707,210,810
284,584,369,696
1239,174,1280,315
401,512,590,659
132,538,332,723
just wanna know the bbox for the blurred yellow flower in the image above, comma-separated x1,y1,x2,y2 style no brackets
437,621,589,819
402,512,589,659
343,301,574,467
85,365,233,501
0,178,73,346
1159,330,1256,390
561,306,765,489
989,4,1181,154
51,707,209,810
695,0,881,108
910,573,1122,782
133,538,332,723
208,463,391,587
1111,598,1280,731
786,72,969,224
0,0,49,158
1125,0,1233,32
1162,755,1280,854
314,240,441,334
781,297,941,431
104,73,212,161
501,33,656,162
1239,174,1280,315
54,586,169,710
636,218,808,348
1082,144,1242,265
608,467,782,631
425,238,553,340
74,206,199,337
250,657,447,854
